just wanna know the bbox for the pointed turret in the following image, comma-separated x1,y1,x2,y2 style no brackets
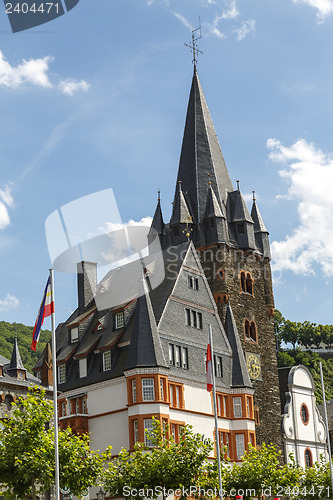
173,68,233,227
170,181,194,245
225,304,252,389
148,191,166,252
251,194,270,258
126,276,167,370
203,185,228,244
8,334,27,380
227,185,255,250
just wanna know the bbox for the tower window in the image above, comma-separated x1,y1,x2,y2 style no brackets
240,271,254,295
235,434,245,459
301,403,309,425
237,222,245,235
245,320,257,343
142,378,155,401
132,379,137,403
133,420,139,444
144,419,154,447
233,397,242,418
115,312,124,329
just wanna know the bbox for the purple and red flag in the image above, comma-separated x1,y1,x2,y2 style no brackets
31,277,54,351
206,339,213,392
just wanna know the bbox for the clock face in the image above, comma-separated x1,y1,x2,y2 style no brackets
246,353,261,379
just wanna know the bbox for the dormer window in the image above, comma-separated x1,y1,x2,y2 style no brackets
58,365,66,384
70,327,79,343
103,350,111,371
115,312,124,329
237,222,245,235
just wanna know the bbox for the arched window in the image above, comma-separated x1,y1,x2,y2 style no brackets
245,320,257,343
245,320,250,339
246,272,253,295
5,394,13,410
305,448,313,468
240,271,246,292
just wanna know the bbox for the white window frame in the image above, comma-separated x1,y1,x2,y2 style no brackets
76,399,80,414
215,356,222,377
70,327,79,343
134,420,139,444
62,401,66,416
160,379,164,401
82,399,86,414
144,419,154,447
233,397,242,418
175,345,181,367
79,358,87,378
142,378,155,401
103,351,111,371
182,347,188,369
132,379,137,403
115,311,124,329
58,365,66,384
168,344,174,365
236,434,245,459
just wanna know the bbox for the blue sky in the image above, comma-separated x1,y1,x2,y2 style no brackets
0,0,333,329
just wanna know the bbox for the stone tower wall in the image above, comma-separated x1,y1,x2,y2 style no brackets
197,243,282,449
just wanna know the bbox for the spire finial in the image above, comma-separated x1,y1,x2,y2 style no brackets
184,19,203,67
178,180,182,191
236,180,240,191
252,190,256,202
158,190,160,202
208,173,211,186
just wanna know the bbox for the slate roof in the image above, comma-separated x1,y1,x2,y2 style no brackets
174,68,233,223
0,345,41,388
204,185,225,219
170,182,194,225
251,199,268,233
225,304,252,389
8,335,26,373
148,198,165,236
227,190,254,224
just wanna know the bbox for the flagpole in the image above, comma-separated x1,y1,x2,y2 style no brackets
319,362,333,497
50,269,60,500
209,324,223,500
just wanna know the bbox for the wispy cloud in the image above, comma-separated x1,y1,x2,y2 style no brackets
268,138,333,277
173,12,194,31
0,184,14,230
0,293,19,312
234,19,256,41
291,0,333,22
220,0,239,19
0,51,89,95
59,79,90,96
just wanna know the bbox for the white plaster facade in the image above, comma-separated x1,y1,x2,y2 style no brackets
280,365,328,468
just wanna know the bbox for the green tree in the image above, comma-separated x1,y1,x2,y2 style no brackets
299,456,331,500
0,387,111,499
104,419,213,500
274,309,285,349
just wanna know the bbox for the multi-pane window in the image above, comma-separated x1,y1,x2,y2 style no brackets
219,431,230,458
160,379,164,401
115,311,124,329
185,308,203,329
233,397,242,418
70,327,79,343
236,434,245,460
171,424,176,441
61,401,66,416
82,400,86,414
169,382,183,409
58,365,66,384
76,400,80,414
79,358,87,378
144,419,154,447
215,356,223,377
169,344,188,370
217,394,228,417
247,397,251,418
305,449,313,468
142,378,155,401
188,275,199,290
133,420,139,444
132,379,137,403
103,351,111,371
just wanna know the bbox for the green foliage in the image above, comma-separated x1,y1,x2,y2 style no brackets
0,387,111,499
0,321,51,373
104,419,213,500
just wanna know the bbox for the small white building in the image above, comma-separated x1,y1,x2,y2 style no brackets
279,365,328,467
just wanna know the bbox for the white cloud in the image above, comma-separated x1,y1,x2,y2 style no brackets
0,184,14,208
0,184,14,230
0,50,52,89
0,51,90,95
59,79,90,96
0,203,10,230
234,19,256,41
220,0,239,19
0,293,19,312
173,12,194,31
268,138,333,277
292,0,333,22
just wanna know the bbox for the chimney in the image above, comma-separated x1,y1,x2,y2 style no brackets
77,261,97,315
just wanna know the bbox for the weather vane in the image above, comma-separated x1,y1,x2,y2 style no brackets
185,19,203,67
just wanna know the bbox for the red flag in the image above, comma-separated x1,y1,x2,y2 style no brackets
206,339,213,392
31,277,54,351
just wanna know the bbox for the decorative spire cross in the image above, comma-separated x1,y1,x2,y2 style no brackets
185,21,203,67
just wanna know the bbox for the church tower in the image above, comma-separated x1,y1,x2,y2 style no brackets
152,67,281,448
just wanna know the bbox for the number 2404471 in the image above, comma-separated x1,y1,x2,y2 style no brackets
5,2,60,14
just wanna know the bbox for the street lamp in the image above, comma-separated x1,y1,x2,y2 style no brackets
96,487,106,500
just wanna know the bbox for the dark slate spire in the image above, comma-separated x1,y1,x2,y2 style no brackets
225,304,252,389
170,181,193,225
8,334,26,377
126,277,167,370
251,197,270,258
227,188,255,250
204,185,225,219
174,68,233,224
148,192,166,251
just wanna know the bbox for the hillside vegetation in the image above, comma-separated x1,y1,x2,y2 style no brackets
0,321,51,374
275,309,333,403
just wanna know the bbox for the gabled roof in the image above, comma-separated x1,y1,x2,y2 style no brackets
126,277,167,370
204,185,225,219
225,304,252,389
174,68,233,224
251,200,268,233
227,190,253,223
